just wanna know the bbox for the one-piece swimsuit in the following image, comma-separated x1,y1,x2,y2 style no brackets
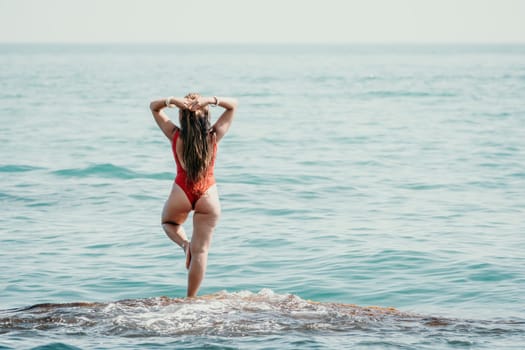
172,129,217,208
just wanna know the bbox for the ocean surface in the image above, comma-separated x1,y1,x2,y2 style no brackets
1,43,524,349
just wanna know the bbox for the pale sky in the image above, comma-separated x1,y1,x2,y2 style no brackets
1,0,524,43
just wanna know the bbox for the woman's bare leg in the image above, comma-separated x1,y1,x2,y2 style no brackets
187,185,221,297
162,184,193,268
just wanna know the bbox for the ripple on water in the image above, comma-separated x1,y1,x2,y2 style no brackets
50,163,172,180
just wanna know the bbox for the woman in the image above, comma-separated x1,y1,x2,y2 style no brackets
149,93,238,297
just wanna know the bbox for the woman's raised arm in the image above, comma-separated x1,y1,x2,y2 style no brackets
211,97,238,142
149,97,188,140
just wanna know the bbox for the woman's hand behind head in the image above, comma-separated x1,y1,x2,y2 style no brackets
188,96,212,112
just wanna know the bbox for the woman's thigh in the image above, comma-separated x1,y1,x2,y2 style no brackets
192,185,221,249
162,183,192,224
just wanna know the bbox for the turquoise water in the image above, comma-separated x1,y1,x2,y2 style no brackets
1,44,525,349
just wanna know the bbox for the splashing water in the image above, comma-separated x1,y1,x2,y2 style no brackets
1,289,523,341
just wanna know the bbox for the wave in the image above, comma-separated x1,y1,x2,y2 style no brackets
1,289,522,338
0,164,44,173
51,163,172,180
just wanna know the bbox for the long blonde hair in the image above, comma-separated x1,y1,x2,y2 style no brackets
179,93,215,188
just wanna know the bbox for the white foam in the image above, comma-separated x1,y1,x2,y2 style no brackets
2,289,463,337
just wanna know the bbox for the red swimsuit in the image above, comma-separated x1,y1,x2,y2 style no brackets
172,129,217,208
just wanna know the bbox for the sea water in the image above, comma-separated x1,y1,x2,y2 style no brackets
0,44,524,349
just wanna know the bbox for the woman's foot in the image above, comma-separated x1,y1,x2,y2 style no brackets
182,240,192,270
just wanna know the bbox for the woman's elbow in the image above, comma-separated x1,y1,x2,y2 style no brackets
149,101,158,112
